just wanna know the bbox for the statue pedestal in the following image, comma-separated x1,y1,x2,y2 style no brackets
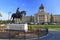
6,23,28,32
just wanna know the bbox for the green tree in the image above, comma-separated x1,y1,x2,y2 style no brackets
30,15,34,22
6,20,11,23
50,14,54,22
0,13,2,17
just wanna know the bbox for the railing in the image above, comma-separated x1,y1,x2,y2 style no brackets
0,24,48,40
0,28,48,40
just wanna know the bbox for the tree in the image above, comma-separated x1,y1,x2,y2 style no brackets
0,13,2,17
30,15,34,22
50,14,54,22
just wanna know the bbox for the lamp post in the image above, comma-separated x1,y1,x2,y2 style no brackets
8,12,11,40
8,12,11,20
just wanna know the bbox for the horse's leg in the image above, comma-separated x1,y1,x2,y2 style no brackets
16,18,18,22
11,17,13,21
13,17,15,23
19,18,20,23
15,18,17,23
21,17,23,23
19,18,22,23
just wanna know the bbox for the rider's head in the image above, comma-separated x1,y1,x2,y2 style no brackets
17,8,19,10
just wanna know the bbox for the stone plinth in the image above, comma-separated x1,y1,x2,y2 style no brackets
6,23,28,32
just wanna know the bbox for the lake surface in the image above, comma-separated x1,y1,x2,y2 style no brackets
0,37,39,40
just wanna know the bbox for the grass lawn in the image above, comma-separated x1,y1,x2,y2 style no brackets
28,24,60,30
0,24,60,31
49,28,60,31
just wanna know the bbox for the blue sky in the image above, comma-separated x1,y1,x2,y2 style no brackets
0,0,60,20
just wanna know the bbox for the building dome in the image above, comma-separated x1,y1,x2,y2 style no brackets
39,4,44,9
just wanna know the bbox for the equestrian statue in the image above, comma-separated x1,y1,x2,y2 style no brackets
11,8,26,23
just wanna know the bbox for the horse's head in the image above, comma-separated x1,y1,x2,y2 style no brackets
20,11,26,16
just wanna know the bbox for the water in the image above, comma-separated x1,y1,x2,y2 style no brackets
0,39,38,40
0,38,39,40
0,39,25,40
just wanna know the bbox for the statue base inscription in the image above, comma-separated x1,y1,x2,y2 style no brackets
6,23,28,32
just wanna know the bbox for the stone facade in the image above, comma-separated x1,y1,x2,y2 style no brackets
53,15,60,22
19,4,60,23
34,4,60,23
34,4,50,23
22,16,31,23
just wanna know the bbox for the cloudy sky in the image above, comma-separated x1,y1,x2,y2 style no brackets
0,0,60,20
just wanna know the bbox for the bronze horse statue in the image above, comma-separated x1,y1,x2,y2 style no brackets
11,8,26,23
